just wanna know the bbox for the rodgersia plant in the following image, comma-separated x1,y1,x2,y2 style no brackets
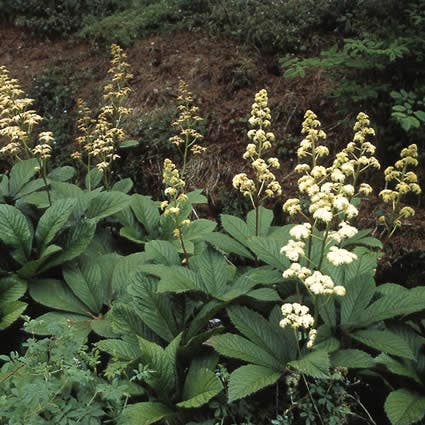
169,79,205,178
71,44,133,189
232,90,281,220
378,143,421,238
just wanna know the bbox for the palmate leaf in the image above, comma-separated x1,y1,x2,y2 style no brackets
351,329,415,360
385,389,425,425
0,204,32,264
246,207,273,236
227,305,291,364
190,249,229,298
131,194,160,235
183,219,217,241
96,336,141,361
249,236,290,271
9,158,39,196
145,240,180,266
203,232,255,259
228,364,281,402
177,368,223,408
330,349,375,369
220,214,251,247
289,350,330,378
35,199,77,250
130,273,179,342
40,220,96,271
86,191,131,221
209,333,283,370
63,261,104,313
156,266,198,294
121,402,174,425
29,278,91,315
354,286,425,327
0,300,27,330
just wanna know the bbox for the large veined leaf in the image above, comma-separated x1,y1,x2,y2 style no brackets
112,178,133,193
249,236,289,271
340,273,375,326
190,249,229,298
130,274,179,342
351,329,415,360
35,199,77,250
0,300,27,330
246,207,273,236
203,232,255,259
177,368,223,408
47,166,76,182
0,275,27,303
111,253,149,297
355,287,425,327
17,244,63,278
86,191,131,221
131,194,160,235
330,349,375,369
9,158,39,196
209,333,283,370
96,336,141,361
228,364,281,402
16,178,46,198
121,402,175,425
385,389,425,425
221,214,251,246
63,261,104,313
157,266,198,294
227,305,291,364
85,168,103,190
375,353,421,383
137,336,179,395
0,204,32,264
29,278,91,315
289,350,330,378
40,220,96,270
183,219,216,241
145,240,180,266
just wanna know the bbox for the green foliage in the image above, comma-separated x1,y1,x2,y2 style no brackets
0,319,127,424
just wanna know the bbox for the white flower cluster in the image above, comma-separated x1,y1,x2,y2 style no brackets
233,89,281,202
280,303,317,349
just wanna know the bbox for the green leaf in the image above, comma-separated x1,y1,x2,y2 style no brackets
228,365,281,402
122,402,174,425
29,278,91,315
385,389,425,425
203,232,255,259
221,214,251,246
27,312,90,336
289,350,330,378
63,261,104,313
351,329,415,360
0,275,27,303
120,139,139,148
157,266,198,294
183,219,216,241
48,166,75,182
330,349,375,368
130,274,179,342
145,239,180,266
85,168,103,190
246,287,281,301
96,336,141,360
414,110,425,122
0,204,32,264
0,300,27,330
17,244,63,278
190,249,228,297
209,333,282,369
246,207,273,236
177,368,223,408
131,195,160,235
35,199,76,250
375,353,420,383
41,220,96,270
227,306,290,364
249,236,289,271
86,191,131,221
9,158,39,196
112,178,133,193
